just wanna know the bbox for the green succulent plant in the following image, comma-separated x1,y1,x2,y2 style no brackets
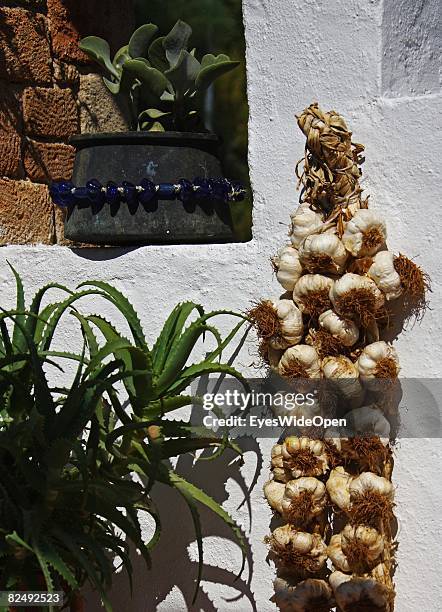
0,267,250,611
79,20,240,132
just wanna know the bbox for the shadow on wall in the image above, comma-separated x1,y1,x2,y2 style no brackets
86,438,262,612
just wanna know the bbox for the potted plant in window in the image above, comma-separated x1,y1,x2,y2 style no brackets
51,20,246,245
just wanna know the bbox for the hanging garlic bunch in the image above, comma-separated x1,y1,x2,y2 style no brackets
278,345,321,379
257,103,430,610
342,209,387,257
271,437,329,482
272,244,303,291
299,233,348,274
266,524,327,576
273,577,333,612
293,274,334,319
248,299,304,349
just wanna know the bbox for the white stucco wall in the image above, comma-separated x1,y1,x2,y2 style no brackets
1,0,441,609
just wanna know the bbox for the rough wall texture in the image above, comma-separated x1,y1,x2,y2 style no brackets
0,0,441,611
0,0,132,245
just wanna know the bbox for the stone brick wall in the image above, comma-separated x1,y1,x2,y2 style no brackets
0,0,133,245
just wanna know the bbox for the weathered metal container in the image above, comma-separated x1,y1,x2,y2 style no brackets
64,131,236,245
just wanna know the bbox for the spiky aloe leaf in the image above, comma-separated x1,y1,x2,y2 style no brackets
52,528,112,612
166,361,248,396
78,281,148,350
7,263,26,353
39,539,78,590
151,302,204,376
154,321,222,394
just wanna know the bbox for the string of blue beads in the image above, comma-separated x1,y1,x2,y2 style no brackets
50,178,246,208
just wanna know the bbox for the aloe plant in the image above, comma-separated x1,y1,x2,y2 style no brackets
0,268,249,610
79,20,240,131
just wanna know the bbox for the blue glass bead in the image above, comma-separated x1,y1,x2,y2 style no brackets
177,179,194,203
157,183,176,199
86,179,104,204
211,178,230,201
72,186,89,200
193,177,212,199
106,181,120,204
49,181,74,207
139,178,156,204
122,181,138,205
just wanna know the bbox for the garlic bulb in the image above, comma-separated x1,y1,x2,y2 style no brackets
322,355,364,408
342,209,387,257
350,472,394,501
293,274,334,318
271,436,329,482
330,273,384,326
267,524,327,575
299,233,348,274
249,299,304,349
322,355,358,379
273,577,333,612
357,341,400,380
281,477,328,524
326,467,353,511
368,250,403,301
279,345,322,379
327,534,352,572
271,244,303,291
349,472,394,526
263,480,285,514
328,526,385,573
330,570,392,611
318,309,359,347
341,524,385,566
289,204,324,248
344,405,391,441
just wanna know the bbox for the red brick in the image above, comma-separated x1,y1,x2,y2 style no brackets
0,179,55,244
23,87,78,139
0,8,52,84
0,86,24,178
47,0,135,64
24,140,75,183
